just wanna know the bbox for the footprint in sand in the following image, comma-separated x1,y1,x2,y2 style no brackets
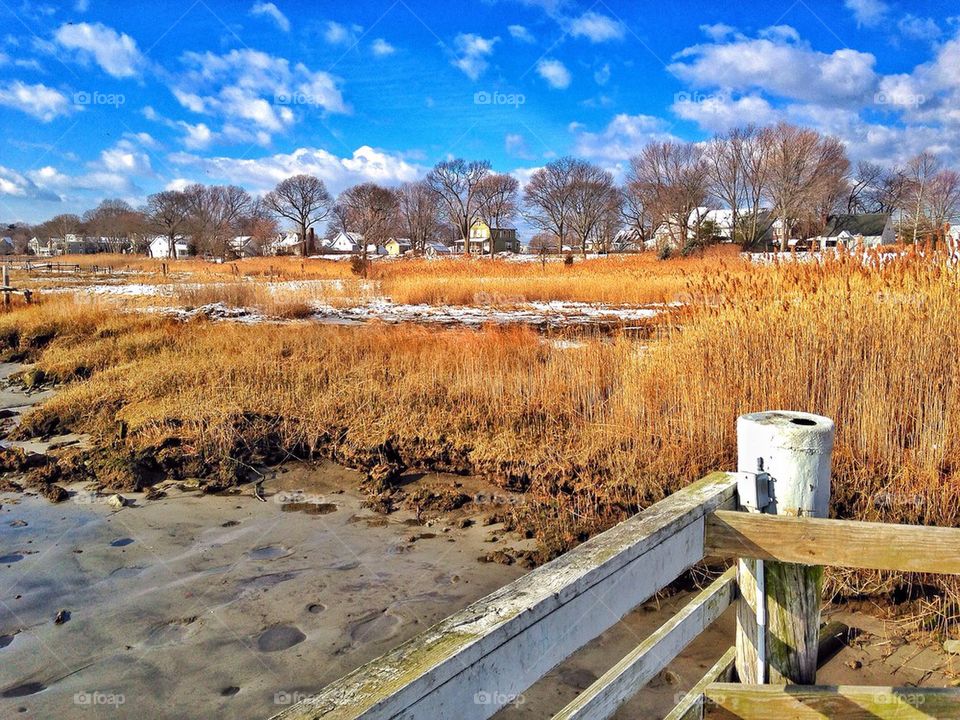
256,625,306,652
1,681,45,698
245,545,290,561
348,609,402,645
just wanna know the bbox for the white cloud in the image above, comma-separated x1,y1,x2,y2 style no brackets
27,139,152,199
898,15,942,42
371,38,395,56
594,63,610,85
0,165,60,200
250,2,290,32
165,178,193,192
0,81,72,121
505,132,533,159
169,49,348,144
672,92,778,132
452,33,498,80
700,23,736,42
669,28,878,105
572,114,678,163
54,21,143,78
844,0,889,27
568,12,625,43
537,58,571,89
508,25,535,43
178,121,215,149
324,21,361,46
74,0,89,11
168,145,422,195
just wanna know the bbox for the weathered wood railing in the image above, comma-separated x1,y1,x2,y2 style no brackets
273,412,960,720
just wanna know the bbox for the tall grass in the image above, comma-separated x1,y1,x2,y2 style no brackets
5,250,960,618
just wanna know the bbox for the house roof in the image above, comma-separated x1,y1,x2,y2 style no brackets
821,214,891,238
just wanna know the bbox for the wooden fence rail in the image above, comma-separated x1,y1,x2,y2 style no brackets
273,413,960,720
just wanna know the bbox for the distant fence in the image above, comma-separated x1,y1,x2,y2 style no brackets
273,412,960,720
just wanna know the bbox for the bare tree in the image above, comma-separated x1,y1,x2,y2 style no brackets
426,159,490,254
263,174,331,256
397,181,442,255
620,180,655,248
765,123,849,251
871,166,909,215
523,157,580,254
925,170,960,244
238,198,280,256
331,183,400,266
906,152,941,244
476,173,519,257
147,190,191,258
184,184,252,259
845,161,885,214
629,142,709,252
568,162,617,257
705,127,751,244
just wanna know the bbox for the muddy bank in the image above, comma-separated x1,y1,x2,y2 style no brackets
0,462,531,719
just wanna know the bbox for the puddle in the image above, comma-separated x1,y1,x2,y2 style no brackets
2,681,46,698
245,545,289,561
110,538,135,547
0,632,16,649
256,625,306,652
0,553,24,564
280,502,337,515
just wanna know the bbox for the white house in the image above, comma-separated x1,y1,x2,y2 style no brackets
148,236,191,259
264,232,302,256
325,231,364,253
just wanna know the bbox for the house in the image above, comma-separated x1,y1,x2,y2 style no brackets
228,236,259,258
611,228,644,253
0,237,14,255
29,237,53,256
384,238,412,257
452,222,521,253
265,232,302,256
148,236,191,259
810,214,896,251
424,241,452,258
325,231,364,254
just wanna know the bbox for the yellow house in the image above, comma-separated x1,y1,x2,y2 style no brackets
384,238,412,257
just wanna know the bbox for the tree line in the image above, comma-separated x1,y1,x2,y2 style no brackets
9,121,960,258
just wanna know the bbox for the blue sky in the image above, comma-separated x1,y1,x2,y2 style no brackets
0,0,958,224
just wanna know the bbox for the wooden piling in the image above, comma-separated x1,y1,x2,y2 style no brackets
734,411,835,685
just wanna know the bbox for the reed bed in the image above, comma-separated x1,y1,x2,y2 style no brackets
3,249,960,622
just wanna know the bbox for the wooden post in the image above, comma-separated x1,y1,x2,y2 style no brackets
734,411,835,685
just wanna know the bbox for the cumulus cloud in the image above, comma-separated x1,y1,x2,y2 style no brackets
537,58,571,89
0,81,72,121
452,33,498,80
672,92,778,132
178,121,215,149
844,0,889,27
54,21,143,77
250,2,290,32
371,38,395,56
700,23,736,42
898,15,942,42
27,139,153,199
168,145,422,195
571,114,678,164
508,25,535,43
669,27,878,105
568,11,624,43
0,165,60,201
168,49,348,145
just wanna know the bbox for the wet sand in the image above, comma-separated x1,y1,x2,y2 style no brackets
0,463,528,718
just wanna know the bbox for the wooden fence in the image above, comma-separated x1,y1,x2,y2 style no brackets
272,412,960,719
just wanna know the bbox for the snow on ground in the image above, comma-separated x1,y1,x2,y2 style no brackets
305,299,663,327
